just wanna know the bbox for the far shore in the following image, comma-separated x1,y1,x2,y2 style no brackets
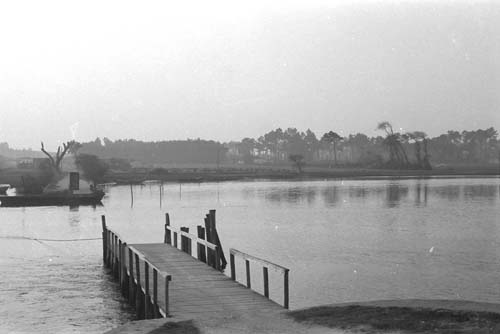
0,164,498,188
102,165,500,185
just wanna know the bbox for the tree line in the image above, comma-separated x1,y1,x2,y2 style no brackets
1,123,498,170
232,123,499,169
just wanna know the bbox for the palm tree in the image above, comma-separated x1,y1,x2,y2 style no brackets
377,122,409,168
321,131,342,167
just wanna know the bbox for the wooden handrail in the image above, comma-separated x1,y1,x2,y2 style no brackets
102,218,172,319
230,248,290,273
128,245,172,281
229,248,290,309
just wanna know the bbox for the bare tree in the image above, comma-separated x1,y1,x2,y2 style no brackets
40,141,75,174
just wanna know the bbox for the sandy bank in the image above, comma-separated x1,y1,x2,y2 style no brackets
104,299,500,333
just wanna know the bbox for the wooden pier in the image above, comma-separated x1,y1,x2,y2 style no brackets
102,210,290,322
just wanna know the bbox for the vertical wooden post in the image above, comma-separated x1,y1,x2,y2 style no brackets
144,262,150,319
135,253,143,319
114,235,119,278
284,269,289,309
128,248,135,307
230,253,235,280
130,184,134,207
118,239,122,283
197,226,206,263
173,232,178,248
180,227,186,252
101,215,107,265
108,230,112,268
121,242,128,297
164,277,170,316
164,213,171,245
245,259,251,288
214,245,221,271
153,268,159,318
263,267,269,298
109,231,114,270
204,216,213,266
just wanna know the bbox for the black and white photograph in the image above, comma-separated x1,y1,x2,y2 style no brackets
1,0,500,333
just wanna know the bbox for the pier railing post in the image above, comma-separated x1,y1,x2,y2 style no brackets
128,248,135,307
164,276,170,316
101,215,107,265
153,269,159,318
144,262,150,319
245,260,251,288
135,253,143,319
263,267,269,298
121,242,128,297
284,269,289,309
197,226,207,263
230,253,235,280
173,232,178,248
164,213,171,245
118,239,122,283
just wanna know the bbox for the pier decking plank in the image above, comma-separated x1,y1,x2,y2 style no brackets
127,243,285,320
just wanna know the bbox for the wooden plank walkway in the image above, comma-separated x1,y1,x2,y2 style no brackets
128,243,285,320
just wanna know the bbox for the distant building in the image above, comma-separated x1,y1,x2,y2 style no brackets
16,157,50,169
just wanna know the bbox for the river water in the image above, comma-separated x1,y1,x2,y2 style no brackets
1,177,500,333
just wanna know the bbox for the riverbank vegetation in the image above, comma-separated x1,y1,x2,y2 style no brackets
0,124,498,187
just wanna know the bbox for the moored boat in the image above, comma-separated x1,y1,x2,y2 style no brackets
0,184,10,195
0,190,105,207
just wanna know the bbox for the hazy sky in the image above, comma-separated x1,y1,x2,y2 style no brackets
1,0,499,149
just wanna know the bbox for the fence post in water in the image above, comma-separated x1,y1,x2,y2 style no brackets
284,269,289,309
245,260,251,288
101,215,107,265
230,253,235,280
130,184,134,207
144,262,150,319
128,248,135,307
263,267,269,298
164,213,171,245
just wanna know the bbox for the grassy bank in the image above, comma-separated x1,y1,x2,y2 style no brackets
103,164,500,185
289,300,500,333
1,164,498,188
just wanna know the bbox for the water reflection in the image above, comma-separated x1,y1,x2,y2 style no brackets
414,183,428,207
251,180,500,209
431,185,461,201
463,185,499,201
264,186,318,205
385,184,409,208
322,186,340,207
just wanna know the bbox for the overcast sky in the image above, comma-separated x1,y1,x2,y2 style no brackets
0,0,499,149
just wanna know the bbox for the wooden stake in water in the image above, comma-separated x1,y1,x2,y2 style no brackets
130,184,134,207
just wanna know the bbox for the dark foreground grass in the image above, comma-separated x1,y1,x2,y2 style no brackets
289,305,500,333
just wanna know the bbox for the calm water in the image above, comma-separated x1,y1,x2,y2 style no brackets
1,177,500,333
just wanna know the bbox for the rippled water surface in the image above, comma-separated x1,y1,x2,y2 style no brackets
1,177,500,333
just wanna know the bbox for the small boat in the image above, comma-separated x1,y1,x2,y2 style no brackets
0,184,9,195
0,190,105,207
